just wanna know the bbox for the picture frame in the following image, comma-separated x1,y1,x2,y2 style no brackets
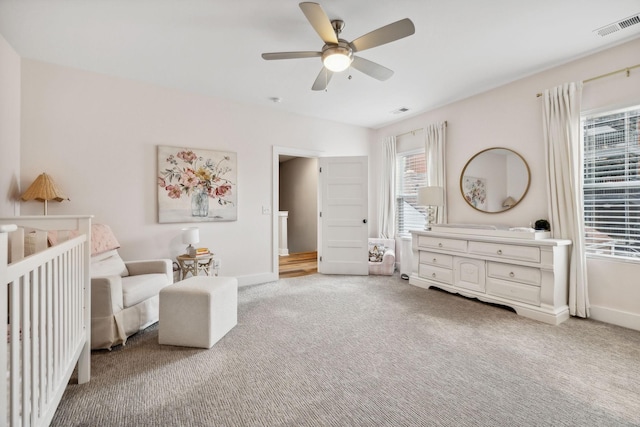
157,145,237,223
462,176,487,210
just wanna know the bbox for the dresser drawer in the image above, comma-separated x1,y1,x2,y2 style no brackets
486,278,541,306
417,235,467,253
468,241,540,263
419,251,454,269
487,262,541,287
419,264,453,284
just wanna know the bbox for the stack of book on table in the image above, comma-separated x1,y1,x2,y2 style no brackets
195,247,210,256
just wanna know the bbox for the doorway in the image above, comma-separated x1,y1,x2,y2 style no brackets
272,148,369,278
278,155,318,277
272,147,322,278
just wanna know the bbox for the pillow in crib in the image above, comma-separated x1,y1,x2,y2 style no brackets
47,229,80,246
24,230,48,256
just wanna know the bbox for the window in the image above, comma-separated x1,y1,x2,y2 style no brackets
396,150,427,236
583,105,640,259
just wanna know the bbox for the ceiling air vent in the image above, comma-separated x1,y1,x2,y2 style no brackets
391,107,410,115
594,13,640,37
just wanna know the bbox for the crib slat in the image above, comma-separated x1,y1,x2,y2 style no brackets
9,278,20,426
22,272,32,426
0,228,12,427
30,267,40,425
38,264,47,416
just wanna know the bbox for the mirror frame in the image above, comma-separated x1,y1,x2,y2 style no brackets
460,147,531,213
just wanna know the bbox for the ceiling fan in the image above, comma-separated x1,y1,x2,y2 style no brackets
261,2,415,91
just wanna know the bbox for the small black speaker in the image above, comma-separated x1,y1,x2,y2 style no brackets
534,219,550,231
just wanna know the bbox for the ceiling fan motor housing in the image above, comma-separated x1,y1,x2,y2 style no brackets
321,40,353,71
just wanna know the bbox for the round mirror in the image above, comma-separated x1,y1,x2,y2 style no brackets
460,148,530,213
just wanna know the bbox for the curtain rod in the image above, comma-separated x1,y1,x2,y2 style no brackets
396,121,448,138
536,63,640,97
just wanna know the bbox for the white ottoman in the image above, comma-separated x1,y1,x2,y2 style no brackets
159,276,237,348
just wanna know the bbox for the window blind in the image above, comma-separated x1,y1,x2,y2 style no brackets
583,105,640,259
396,151,427,236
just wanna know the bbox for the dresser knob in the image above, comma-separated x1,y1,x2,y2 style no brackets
497,249,503,255
438,243,443,248
432,273,436,278
433,258,437,263
509,272,515,278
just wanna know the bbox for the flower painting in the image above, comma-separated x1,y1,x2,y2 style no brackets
462,176,487,210
157,145,237,223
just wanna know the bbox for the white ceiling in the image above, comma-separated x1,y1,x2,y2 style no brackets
1,1,640,129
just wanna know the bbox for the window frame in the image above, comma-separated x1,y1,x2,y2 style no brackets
395,148,428,237
582,102,640,263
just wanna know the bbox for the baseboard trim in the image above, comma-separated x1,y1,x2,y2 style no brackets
236,272,278,287
589,305,640,332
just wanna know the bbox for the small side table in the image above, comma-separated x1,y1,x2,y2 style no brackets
176,253,215,280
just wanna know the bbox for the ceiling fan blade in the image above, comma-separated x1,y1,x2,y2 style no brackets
351,56,394,81
299,2,338,44
262,51,322,60
350,18,415,52
312,67,333,91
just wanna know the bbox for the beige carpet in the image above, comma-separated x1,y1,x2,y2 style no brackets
53,274,640,426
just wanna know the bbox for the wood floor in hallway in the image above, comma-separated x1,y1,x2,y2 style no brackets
279,251,317,278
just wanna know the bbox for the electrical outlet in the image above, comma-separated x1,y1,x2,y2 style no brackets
262,206,272,215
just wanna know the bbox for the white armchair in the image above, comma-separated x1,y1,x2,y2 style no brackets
90,225,173,350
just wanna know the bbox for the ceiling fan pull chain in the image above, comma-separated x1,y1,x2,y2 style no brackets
325,68,329,92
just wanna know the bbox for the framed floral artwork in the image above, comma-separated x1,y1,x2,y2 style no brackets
157,145,237,223
462,176,487,210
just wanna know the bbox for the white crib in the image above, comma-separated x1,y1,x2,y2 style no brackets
1,215,91,427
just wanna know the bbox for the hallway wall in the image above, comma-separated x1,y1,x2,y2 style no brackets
279,157,318,254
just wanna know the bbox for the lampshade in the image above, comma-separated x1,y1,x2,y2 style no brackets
502,196,517,208
417,186,444,207
322,46,352,72
21,173,68,215
181,227,199,245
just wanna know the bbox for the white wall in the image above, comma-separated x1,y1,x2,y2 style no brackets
0,34,20,216
19,59,373,285
279,157,318,254
374,37,640,330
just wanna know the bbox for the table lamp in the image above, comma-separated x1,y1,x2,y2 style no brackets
21,173,68,215
417,186,444,230
181,227,199,256
502,196,517,208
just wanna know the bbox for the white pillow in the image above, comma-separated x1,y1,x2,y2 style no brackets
91,249,119,262
91,251,129,278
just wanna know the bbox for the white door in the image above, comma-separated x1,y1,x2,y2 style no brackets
318,156,368,275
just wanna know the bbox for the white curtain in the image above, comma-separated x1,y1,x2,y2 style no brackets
542,82,590,318
378,136,396,238
424,122,447,224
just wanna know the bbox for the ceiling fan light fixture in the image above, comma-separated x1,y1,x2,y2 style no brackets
322,46,353,72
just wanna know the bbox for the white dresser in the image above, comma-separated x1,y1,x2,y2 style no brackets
409,230,572,324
